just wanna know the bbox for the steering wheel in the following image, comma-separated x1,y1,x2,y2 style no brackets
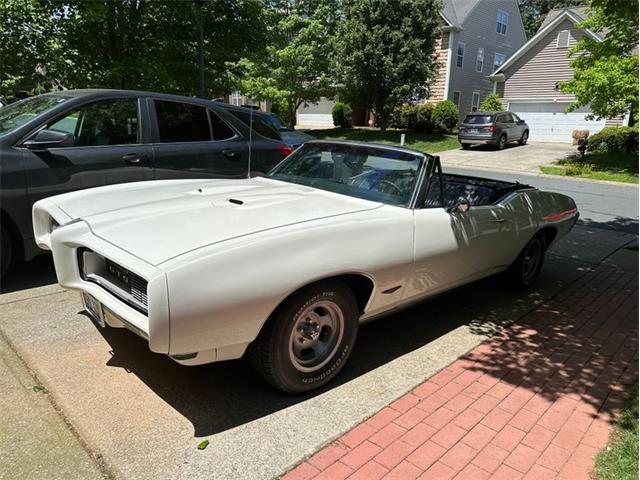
372,179,404,197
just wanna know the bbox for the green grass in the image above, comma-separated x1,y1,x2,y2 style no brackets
594,381,639,480
308,127,459,154
539,152,638,184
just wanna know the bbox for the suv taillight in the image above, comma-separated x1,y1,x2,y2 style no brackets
482,124,496,132
278,145,293,158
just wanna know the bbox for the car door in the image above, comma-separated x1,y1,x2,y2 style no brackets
511,113,525,139
503,113,518,141
22,97,154,205
406,177,515,302
150,99,249,179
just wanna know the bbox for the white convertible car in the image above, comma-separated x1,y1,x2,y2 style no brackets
33,141,578,393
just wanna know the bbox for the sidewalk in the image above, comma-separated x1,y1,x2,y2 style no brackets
283,264,638,480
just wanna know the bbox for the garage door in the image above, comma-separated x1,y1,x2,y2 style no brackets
509,102,606,142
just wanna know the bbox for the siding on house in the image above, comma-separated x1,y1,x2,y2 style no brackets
445,0,527,118
427,30,450,102
501,18,585,102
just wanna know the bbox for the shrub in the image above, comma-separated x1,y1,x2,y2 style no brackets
389,104,434,133
432,100,459,132
479,94,504,112
588,127,639,154
414,104,434,133
332,102,352,127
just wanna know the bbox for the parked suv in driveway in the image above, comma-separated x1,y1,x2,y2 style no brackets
458,111,529,150
0,89,293,277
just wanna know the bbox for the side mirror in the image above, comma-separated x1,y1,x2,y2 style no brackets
24,129,75,150
448,197,470,214
517,119,525,125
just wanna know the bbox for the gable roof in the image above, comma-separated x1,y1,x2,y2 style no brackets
490,8,602,77
538,6,588,31
442,0,482,27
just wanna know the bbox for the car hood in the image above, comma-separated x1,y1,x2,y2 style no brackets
56,177,381,266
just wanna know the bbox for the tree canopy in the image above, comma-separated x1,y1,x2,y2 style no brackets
518,0,585,38
560,0,639,122
334,0,441,131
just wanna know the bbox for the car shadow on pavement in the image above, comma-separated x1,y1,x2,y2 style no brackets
0,254,57,294
92,271,567,438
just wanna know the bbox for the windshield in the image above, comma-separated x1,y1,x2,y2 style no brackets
463,115,494,124
268,143,424,207
0,94,70,135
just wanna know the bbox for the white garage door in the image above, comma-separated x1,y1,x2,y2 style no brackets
509,102,606,142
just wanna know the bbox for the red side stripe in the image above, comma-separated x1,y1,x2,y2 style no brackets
543,207,578,221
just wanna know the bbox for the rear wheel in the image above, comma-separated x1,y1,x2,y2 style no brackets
461,144,471,150
505,233,546,289
497,134,507,150
249,279,359,393
0,224,13,279
519,131,529,146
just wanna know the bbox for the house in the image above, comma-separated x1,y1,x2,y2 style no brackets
433,0,526,119
489,7,628,142
296,0,527,128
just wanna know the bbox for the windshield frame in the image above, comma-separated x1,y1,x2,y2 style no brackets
0,94,71,136
267,141,430,209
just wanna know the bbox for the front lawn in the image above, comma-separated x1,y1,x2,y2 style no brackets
308,127,459,154
539,152,638,184
594,381,639,480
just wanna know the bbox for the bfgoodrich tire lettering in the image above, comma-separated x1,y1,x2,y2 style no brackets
249,279,359,393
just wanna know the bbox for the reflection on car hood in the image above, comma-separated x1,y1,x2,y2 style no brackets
56,177,381,265
279,130,315,146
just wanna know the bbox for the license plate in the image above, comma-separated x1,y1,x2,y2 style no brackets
82,293,105,328
469,128,479,134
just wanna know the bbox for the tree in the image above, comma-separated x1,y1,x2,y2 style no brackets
560,0,639,122
233,0,339,128
334,0,440,131
479,94,504,112
1,1,267,98
518,0,585,38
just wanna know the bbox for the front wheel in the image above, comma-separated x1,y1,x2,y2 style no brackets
0,224,13,279
519,131,529,146
249,280,359,393
505,233,546,289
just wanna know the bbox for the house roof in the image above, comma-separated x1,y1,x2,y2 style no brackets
490,7,602,78
538,6,588,31
441,0,483,28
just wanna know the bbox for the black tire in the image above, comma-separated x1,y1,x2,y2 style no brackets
461,144,471,150
505,233,546,289
0,224,13,280
497,134,507,150
519,131,529,146
249,279,359,393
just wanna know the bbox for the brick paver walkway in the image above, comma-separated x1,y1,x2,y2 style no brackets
284,266,638,480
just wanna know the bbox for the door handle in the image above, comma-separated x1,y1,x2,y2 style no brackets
122,153,144,164
222,148,238,160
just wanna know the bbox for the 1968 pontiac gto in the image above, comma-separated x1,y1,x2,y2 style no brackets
33,141,578,393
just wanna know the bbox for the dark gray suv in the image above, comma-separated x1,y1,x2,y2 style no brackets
458,111,529,150
0,89,293,278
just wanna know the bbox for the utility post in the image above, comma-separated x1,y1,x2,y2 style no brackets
195,0,206,98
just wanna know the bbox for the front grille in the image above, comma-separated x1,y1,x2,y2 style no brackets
79,249,149,314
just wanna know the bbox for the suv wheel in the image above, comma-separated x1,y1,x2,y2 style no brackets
497,134,507,150
1,224,13,279
519,131,529,146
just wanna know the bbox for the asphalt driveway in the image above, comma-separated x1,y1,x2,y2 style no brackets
438,141,575,175
0,225,637,480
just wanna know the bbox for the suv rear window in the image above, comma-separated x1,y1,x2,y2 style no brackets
463,115,493,124
227,109,282,141
155,100,210,142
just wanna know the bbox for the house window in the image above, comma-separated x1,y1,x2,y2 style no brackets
476,48,484,73
453,91,461,106
230,91,242,106
493,53,506,72
456,42,465,68
557,30,570,48
496,10,508,35
471,92,480,112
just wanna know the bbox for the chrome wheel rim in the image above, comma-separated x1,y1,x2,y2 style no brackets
522,132,528,144
522,240,542,283
289,300,344,373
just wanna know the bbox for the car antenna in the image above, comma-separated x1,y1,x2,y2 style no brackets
247,96,254,178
